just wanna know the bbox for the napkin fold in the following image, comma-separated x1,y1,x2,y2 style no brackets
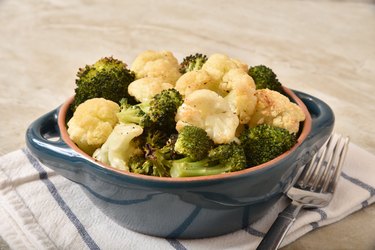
0,141,374,250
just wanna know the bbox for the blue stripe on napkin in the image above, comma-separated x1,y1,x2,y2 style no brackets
14,145,374,250
309,171,375,230
244,226,265,237
22,149,100,250
167,239,188,250
341,172,375,196
22,149,188,250
314,209,327,220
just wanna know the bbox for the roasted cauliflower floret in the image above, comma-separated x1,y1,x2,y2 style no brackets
175,89,239,144
249,89,305,133
175,69,217,96
93,123,143,171
201,53,248,91
128,77,174,103
67,98,120,155
220,69,258,124
130,50,181,84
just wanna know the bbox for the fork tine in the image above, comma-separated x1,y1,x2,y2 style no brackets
257,134,350,250
319,135,343,191
310,136,335,190
299,135,333,189
321,135,350,193
311,135,337,190
297,153,318,188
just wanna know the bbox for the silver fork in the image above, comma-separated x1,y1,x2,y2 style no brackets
257,134,350,250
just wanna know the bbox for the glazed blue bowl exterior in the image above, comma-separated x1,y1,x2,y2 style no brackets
25,89,334,239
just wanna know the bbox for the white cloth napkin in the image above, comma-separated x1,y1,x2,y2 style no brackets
1,141,374,250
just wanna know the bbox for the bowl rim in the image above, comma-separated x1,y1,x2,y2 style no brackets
58,86,312,183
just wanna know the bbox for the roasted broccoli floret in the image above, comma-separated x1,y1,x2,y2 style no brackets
117,89,182,177
180,53,208,74
116,98,152,128
240,124,297,166
208,143,247,172
147,88,183,131
117,89,183,132
147,146,173,177
169,142,247,178
128,154,154,175
174,125,214,161
143,128,171,150
248,65,283,93
128,151,170,177
72,56,135,110
128,131,178,177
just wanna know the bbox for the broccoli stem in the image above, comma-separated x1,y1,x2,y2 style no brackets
117,108,143,125
170,158,231,177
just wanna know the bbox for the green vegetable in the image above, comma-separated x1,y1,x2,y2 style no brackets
180,53,208,74
239,124,297,166
71,53,302,178
248,65,283,93
73,56,135,110
148,88,183,131
128,151,170,177
143,128,171,150
118,88,183,134
174,126,214,161
128,154,153,175
116,99,152,128
129,132,178,177
170,142,247,178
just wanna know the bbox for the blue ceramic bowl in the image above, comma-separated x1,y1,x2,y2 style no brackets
25,87,334,239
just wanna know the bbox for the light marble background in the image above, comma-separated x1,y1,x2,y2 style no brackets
1,0,374,249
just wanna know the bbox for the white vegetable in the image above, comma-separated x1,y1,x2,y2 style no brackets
67,98,119,155
175,69,217,96
249,89,306,133
93,123,143,171
175,89,239,144
201,53,248,92
128,77,174,103
130,50,181,84
220,69,258,124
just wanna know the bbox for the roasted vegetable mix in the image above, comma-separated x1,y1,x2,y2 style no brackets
67,51,306,177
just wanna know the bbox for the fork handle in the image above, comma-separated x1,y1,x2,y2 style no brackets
256,202,303,250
